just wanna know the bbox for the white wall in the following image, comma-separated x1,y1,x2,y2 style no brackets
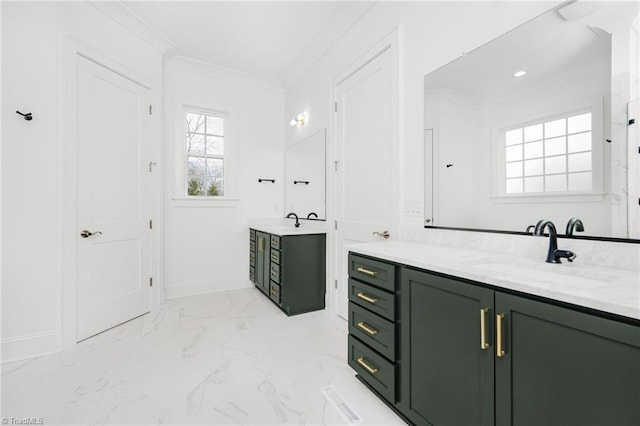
1,1,162,362
284,1,559,230
162,58,285,299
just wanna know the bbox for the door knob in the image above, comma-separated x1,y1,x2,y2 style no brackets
80,230,103,238
372,230,390,239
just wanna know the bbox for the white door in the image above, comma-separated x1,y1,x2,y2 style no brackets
335,48,394,319
76,56,152,341
424,129,434,226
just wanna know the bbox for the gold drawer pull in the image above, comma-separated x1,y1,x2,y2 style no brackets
258,237,264,251
496,313,506,358
357,321,378,336
357,267,378,276
356,292,378,304
356,357,378,374
480,308,489,350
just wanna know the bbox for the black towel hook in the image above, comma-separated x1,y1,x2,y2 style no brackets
16,111,33,121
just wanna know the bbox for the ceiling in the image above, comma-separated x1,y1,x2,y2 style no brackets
122,1,351,80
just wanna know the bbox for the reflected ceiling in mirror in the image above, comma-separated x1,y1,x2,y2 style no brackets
285,128,327,220
424,2,639,240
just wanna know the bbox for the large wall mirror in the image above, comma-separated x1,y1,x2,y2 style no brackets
424,1,639,240
285,128,327,220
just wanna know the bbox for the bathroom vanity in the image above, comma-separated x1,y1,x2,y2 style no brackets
249,226,326,315
347,242,640,426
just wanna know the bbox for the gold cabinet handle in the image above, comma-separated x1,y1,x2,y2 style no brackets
357,321,378,336
480,308,490,350
258,237,264,252
496,313,506,358
356,357,378,374
356,292,378,304
357,267,377,276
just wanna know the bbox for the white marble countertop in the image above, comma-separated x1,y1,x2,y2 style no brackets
347,240,640,322
250,224,327,236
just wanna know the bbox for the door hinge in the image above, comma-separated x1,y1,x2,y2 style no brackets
149,161,157,172
629,118,635,126
149,219,153,229
334,102,337,112
149,277,153,287
334,220,338,230
149,105,153,115
334,279,338,289
334,160,338,172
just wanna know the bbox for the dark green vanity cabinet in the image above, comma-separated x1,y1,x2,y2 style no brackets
347,252,640,426
249,229,326,316
399,267,640,426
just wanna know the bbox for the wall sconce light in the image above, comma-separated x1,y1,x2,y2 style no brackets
289,112,307,127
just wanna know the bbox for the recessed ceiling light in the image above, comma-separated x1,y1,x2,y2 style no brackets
513,70,527,78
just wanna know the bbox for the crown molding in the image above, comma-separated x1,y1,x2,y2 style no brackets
89,1,176,54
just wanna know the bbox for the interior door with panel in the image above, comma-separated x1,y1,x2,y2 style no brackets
334,47,393,319
76,56,153,341
400,268,495,426
494,292,640,426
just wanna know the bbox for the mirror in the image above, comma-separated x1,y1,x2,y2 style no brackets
424,2,639,240
285,128,327,220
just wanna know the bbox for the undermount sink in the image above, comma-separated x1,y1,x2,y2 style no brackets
473,262,622,284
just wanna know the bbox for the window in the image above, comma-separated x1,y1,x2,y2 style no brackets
503,111,593,194
185,110,225,196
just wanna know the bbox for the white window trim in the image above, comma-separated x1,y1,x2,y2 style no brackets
173,100,238,207
491,97,604,202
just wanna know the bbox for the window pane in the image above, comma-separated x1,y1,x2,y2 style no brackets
524,158,543,176
524,124,543,142
544,118,566,138
506,161,523,178
206,136,224,155
544,136,566,156
206,116,224,136
545,155,566,174
524,141,543,159
545,174,566,192
186,113,205,134
506,178,523,193
187,133,205,154
568,112,591,134
524,176,543,193
187,156,206,176
506,144,522,162
186,177,205,196
506,128,522,146
568,132,591,153
568,172,592,191
568,152,591,172
206,158,224,196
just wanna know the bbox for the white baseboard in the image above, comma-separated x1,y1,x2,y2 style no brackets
1,331,62,364
164,278,253,299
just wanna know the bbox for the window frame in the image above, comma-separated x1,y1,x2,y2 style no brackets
491,98,605,203
173,101,238,207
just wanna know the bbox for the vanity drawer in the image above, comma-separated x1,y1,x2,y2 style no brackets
348,334,396,403
349,278,396,321
250,229,256,242
270,281,281,304
349,302,396,361
348,253,395,291
250,251,256,265
249,266,255,282
250,239,256,252
270,235,281,250
270,248,280,264
270,262,280,283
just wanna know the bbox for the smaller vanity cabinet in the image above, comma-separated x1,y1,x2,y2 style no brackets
249,229,326,316
347,253,398,403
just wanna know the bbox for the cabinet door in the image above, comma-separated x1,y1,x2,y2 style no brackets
255,232,269,294
400,268,495,426
495,292,640,426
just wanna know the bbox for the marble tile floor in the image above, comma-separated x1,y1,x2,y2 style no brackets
1,288,405,426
